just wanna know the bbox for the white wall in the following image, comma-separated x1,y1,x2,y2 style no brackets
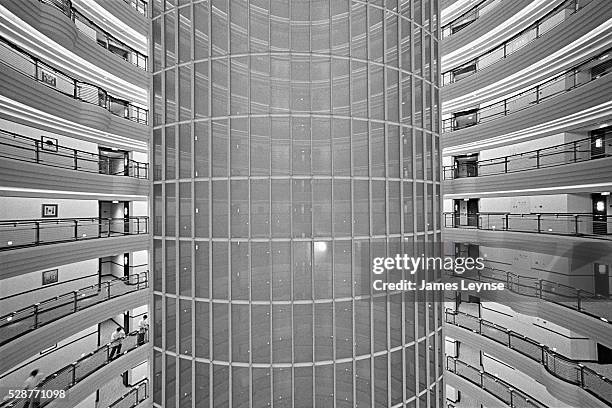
0,197,98,220
0,259,98,313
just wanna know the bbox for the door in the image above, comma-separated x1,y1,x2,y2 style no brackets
453,200,461,227
591,129,606,159
467,199,479,227
592,193,608,235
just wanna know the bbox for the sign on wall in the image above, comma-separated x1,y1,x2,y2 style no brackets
42,203,58,217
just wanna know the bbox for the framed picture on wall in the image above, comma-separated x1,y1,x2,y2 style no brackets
42,203,58,218
42,269,58,285
41,136,58,152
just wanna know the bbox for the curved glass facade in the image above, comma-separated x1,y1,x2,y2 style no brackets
152,0,442,406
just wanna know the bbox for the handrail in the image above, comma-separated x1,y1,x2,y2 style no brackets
444,212,611,240
0,129,149,179
442,0,594,85
447,266,611,323
0,38,148,125
443,47,611,132
445,309,612,405
446,356,548,408
441,0,501,38
0,272,149,346
38,0,147,69
0,331,149,408
0,216,149,251
443,134,611,179
107,378,149,408
122,0,147,15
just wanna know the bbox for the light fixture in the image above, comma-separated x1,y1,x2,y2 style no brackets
599,54,609,60
602,192,611,196
598,123,609,128
595,138,603,148
7,241,12,246
112,200,119,204
314,241,327,252
596,201,605,212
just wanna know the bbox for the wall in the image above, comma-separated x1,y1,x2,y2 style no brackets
0,259,98,313
0,197,98,220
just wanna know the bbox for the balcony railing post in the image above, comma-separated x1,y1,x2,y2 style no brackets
576,289,582,311
33,303,39,328
573,141,578,162
73,149,78,170
575,214,579,235
71,363,77,386
578,364,585,387
73,290,78,312
537,214,541,233
35,139,40,163
107,281,112,299
35,221,40,245
74,219,78,240
536,149,540,168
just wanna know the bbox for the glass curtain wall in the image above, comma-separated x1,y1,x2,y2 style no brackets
152,0,442,406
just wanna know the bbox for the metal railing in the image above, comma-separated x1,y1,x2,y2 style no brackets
0,272,148,346
0,129,148,179
446,356,548,408
0,331,148,408
39,0,147,69
441,0,502,38
443,135,611,179
443,47,611,132
445,309,612,405
442,0,594,85
444,212,611,240
447,266,611,323
0,39,148,125
122,0,147,15
107,378,149,408
0,216,149,251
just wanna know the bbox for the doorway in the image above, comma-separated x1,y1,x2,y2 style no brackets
99,201,129,236
453,199,479,227
454,153,479,178
592,193,608,235
594,263,610,298
99,147,129,176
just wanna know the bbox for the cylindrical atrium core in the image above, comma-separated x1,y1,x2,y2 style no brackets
152,0,442,406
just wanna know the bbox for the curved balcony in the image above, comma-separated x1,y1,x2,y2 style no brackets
0,216,148,251
443,47,611,133
445,309,612,405
453,266,611,323
0,272,148,346
0,129,148,178
27,0,147,70
0,331,148,408
444,135,611,180
441,0,594,86
444,212,611,240
107,378,148,408
0,39,148,125
446,356,547,408
441,0,502,38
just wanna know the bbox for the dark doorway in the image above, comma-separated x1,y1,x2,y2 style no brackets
590,128,608,159
99,147,129,176
455,153,479,178
592,193,608,235
597,343,612,364
453,199,479,227
467,199,479,227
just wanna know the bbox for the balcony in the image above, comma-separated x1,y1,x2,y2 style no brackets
0,272,148,346
0,129,148,178
107,378,149,408
444,212,611,240
443,47,612,133
0,216,148,251
0,39,148,127
444,136,611,180
36,0,147,70
441,0,594,86
0,332,148,408
446,356,547,408
445,309,612,405
441,0,502,38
